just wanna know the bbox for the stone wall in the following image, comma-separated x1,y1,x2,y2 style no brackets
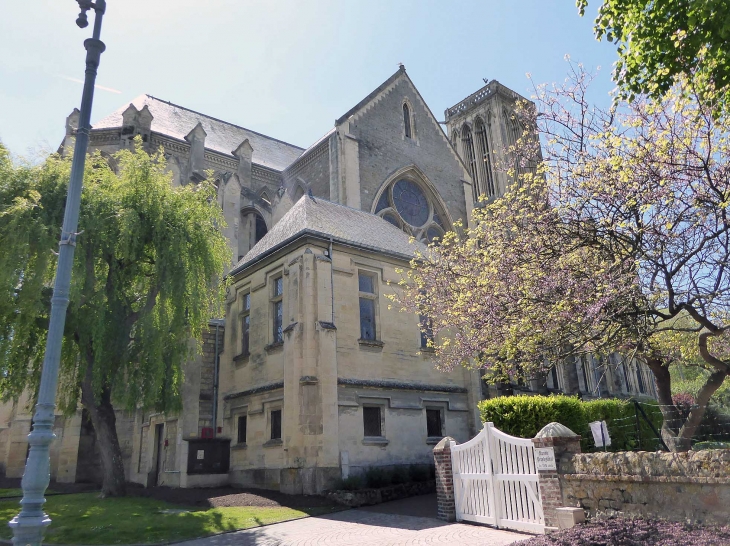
560,450,730,525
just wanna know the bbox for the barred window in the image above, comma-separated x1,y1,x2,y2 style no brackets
426,408,442,438
237,415,247,444
270,409,282,440
363,406,382,437
272,277,283,343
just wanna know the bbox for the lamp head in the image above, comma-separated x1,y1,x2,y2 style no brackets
76,0,93,28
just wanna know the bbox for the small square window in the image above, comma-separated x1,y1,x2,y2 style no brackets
363,406,382,437
270,409,282,440
237,415,247,444
426,409,442,438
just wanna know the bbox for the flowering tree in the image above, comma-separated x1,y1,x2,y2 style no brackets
0,142,229,495
398,65,730,451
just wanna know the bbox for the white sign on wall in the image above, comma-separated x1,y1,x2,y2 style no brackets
197,449,205,460
535,447,557,471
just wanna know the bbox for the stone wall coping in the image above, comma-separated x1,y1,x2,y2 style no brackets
535,422,579,438
433,436,455,452
562,473,730,485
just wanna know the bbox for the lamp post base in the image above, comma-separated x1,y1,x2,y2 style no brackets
9,513,51,546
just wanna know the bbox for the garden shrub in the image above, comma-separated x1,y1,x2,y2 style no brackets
390,466,409,485
408,464,429,482
364,467,391,488
478,394,664,451
337,475,363,490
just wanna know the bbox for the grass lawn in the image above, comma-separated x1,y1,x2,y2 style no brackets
0,488,57,498
0,493,343,544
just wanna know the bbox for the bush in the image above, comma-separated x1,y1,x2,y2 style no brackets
478,394,664,452
364,467,391,488
390,466,409,485
408,464,429,482
519,516,730,546
336,475,363,490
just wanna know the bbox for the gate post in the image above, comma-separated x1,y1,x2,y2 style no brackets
433,436,456,522
532,423,581,530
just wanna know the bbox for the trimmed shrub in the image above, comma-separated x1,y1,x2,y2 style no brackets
390,466,409,485
478,394,664,451
337,475,363,490
364,467,391,488
408,464,429,483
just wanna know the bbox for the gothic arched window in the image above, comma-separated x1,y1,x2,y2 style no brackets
461,124,479,202
403,103,412,139
475,117,495,198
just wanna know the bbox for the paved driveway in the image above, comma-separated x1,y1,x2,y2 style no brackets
179,505,528,546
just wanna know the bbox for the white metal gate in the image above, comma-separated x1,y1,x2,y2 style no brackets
450,422,545,534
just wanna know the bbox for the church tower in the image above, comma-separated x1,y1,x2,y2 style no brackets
445,80,531,204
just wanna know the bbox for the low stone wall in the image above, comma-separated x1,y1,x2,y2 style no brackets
560,450,730,525
324,480,435,507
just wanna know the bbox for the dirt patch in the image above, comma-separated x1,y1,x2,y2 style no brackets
126,483,337,509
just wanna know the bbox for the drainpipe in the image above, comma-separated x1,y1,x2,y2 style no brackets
211,319,223,438
329,237,335,323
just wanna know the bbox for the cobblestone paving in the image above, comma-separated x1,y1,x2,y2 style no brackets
180,509,528,546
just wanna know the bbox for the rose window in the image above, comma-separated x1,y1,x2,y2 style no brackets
374,179,447,243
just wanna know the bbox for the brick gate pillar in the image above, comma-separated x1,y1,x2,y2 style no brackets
532,423,582,530
433,436,456,522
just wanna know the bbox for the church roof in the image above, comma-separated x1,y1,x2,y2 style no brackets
336,66,406,125
92,95,305,171
231,196,427,276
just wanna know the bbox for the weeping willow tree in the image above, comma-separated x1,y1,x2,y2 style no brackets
0,140,230,496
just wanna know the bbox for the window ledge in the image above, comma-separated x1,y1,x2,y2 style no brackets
362,437,389,446
419,347,436,354
263,439,283,448
265,341,284,353
426,436,444,445
231,443,247,451
233,352,250,364
358,339,384,350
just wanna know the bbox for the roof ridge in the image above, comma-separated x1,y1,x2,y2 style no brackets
143,94,306,151
335,66,406,126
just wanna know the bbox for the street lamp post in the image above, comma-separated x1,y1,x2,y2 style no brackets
9,2,107,545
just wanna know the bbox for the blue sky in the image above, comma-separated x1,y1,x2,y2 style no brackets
0,1,617,158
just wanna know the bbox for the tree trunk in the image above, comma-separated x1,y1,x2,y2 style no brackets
645,358,727,452
81,365,127,497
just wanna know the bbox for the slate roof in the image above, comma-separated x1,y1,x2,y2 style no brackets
231,196,427,275
93,95,304,171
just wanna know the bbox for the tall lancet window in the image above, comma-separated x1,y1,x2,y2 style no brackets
461,124,479,201
475,118,495,197
403,103,412,139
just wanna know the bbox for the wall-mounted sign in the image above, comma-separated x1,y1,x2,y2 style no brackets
197,449,205,460
535,447,556,471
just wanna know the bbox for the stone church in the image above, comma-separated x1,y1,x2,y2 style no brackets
0,67,657,491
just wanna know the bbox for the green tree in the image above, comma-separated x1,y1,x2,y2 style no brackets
578,0,730,112
396,67,730,451
0,141,229,496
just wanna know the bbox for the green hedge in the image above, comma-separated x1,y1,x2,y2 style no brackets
477,395,664,452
